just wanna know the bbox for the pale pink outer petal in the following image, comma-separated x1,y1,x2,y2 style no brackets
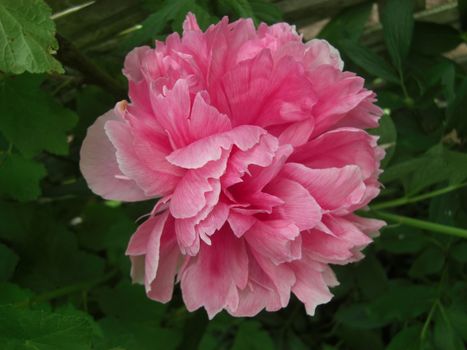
79,108,149,202
105,119,179,197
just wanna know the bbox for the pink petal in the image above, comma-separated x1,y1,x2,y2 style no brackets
245,220,301,264
166,125,266,169
180,228,248,319
79,107,149,202
266,178,322,230
290,128,378,179
282,163,366,212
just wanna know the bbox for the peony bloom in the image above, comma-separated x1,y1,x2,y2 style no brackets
80,13,385,318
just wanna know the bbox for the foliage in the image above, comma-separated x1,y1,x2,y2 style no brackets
0,0,466,349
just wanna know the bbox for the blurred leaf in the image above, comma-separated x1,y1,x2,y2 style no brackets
97,316,180,350
0,75,77,158
75,85,115,143
447,307,467,342
377,226,427,254
249,0,282,23
386,325,422,350
0,154,46,201
318,2,373,45
447,77,467,136
339,328,384,350
219,0,254,19
336,303,387,329
370,113,397,167
408,247,445,278
369,284,437,323
123,0,193,50
15,220,105,292
0,243,18,282
433,311,465,350
231,321,275,350
380,0,414,70
95,282,166,323
0,282,34,305
354,253,389,299
0,305,95,349
451,242,467,263
341,41,400,84
0,0,63,74
412,22,461,55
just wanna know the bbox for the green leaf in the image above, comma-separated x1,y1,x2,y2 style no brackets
380,0,415,71
447,307,467,342
0,305,95,349
0,0,63,74
370,113,397,168
0,154,46,201
15,220,105,292
0,243,18,281
123,0,193,50
0,282,34,305
377,226,427,254
231,321,275,350
97,317,180,350
340,41,400,84
335,303,387,329
408,248,445,278
318,2,373,46
220,0,254,19
354,253,389,299
0,75,77,158
386,325,422,350
412,22,461,55
433,311,465,350
95,282,166,323
249,0,282,24
451,242,467,263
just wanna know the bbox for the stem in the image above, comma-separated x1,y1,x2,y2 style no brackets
420,301,437,341
56,34,126,98
16,269,117,307
371,183,467,210
370,210,467,239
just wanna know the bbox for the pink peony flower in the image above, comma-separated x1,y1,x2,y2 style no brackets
80,13,385,318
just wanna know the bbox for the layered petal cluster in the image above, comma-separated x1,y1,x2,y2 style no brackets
80,14,385,318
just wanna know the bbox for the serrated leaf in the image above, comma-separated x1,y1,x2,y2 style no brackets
0,243,18,281
380,0,414,71
0,305,95,349
0,154,46,201
0,75,77,158
0,0,63,74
